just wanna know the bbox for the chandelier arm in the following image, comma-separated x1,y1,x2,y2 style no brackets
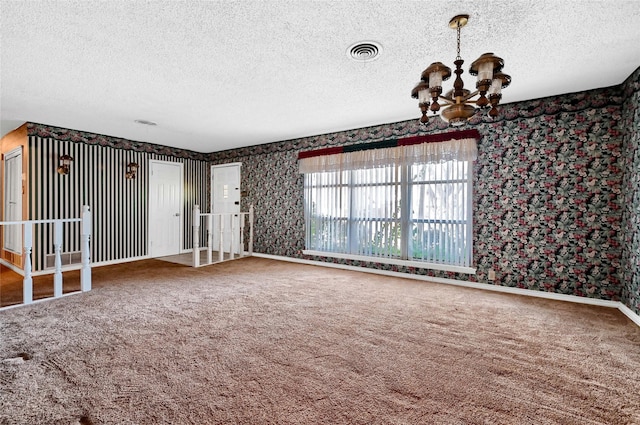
441,88,480,104
439,95,455,104
465,90,480,101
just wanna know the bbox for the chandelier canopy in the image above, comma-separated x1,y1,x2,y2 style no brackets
411,15,511,126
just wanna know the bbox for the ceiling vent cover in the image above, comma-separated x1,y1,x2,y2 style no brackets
134,119,157,126
347,41,382,62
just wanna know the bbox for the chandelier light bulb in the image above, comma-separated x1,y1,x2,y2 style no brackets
429,71,443,89
418,89,430,104
477,61,494,82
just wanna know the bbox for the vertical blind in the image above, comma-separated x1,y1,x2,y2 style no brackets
299,131,478,269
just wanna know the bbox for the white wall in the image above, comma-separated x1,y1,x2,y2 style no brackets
1,120,25,138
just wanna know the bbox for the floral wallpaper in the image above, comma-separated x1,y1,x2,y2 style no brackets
233,150,306,256
620,68,640,316
211,74,640,305
473,107,624,300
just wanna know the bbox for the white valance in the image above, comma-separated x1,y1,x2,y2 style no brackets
298,137,478,174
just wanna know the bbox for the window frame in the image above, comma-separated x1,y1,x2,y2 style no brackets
302,159,475,275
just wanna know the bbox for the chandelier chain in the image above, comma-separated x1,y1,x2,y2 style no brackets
456,24,462,60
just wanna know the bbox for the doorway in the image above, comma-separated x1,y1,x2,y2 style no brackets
3,147,22,254
148,160,183,257
211,163,241,253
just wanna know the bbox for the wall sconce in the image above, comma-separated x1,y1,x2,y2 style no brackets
57,155,73,175
125,162,139,180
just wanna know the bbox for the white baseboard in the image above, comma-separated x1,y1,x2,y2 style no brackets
182,247,246,255
0,259,24,276
253,253,640,328
92,255,151,268
619,303,640,327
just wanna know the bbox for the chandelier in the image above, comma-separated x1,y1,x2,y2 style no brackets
411,14,511,126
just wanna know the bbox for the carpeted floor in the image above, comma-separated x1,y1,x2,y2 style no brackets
1,257,639,424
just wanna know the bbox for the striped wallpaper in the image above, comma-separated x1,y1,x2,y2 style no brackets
28,135,210,271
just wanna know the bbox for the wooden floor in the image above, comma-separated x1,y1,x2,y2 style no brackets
0,264,81,308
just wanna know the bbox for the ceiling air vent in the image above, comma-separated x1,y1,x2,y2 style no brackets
347,41,382,62
134,119,157,126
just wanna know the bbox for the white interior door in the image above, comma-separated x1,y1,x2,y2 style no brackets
3,147,22,253
211,163,241,253
149,161,183,257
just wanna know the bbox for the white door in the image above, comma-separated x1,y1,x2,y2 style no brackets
211,163,241,253
149,161,183,257
3,147,22,253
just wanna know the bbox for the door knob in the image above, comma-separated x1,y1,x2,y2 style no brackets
174,213,180,217
234,201,239,205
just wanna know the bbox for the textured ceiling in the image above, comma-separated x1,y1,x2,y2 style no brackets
1,1,639,153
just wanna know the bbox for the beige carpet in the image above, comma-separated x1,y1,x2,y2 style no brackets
1,257,639,424
156,251,235,267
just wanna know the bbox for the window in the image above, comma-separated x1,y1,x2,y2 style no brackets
299,132,477,273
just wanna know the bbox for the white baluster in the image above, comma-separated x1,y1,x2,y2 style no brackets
230,215,235,260
206,214,213,265
192,205,200,267
53,221,63,298
239,213,245,257
219,214,224,262
81,205,92,292
23,223,33,304
249,204,254,255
